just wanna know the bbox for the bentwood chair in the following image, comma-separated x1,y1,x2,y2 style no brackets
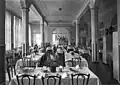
72,57,81,67
65,60,73,67
71,73,90,85
42,75,61,85
22,57,36,68
16,74,36,85
6,56,16,81
7,64,16,81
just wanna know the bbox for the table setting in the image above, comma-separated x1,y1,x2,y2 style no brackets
9,64,101,85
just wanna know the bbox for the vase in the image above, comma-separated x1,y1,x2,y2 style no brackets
50,67,56,72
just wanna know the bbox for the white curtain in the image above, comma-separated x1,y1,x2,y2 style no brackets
5,11,11,50
13,16,22,48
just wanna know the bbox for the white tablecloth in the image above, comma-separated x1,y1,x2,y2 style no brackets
9,67,101,85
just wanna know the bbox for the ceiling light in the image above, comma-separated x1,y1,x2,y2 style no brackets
59,8,62,11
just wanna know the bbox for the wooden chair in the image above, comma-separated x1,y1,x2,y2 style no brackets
42,75,61,85
71,73,90,85
81,53,90,62
6,56,16,81
72,57,81,67
7,65,16,81
16,74,36,85
65,60,73,67
22,57,36,68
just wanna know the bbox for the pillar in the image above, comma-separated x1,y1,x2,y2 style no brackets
113,0,120,82
44,22,48,44
11,15,14,49
20,0,31,54
75,20,79,47
40,17,45,47
0,0,5,83
68,31,71,45
89,0,99,62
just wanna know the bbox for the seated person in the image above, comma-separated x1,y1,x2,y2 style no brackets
39,47,59,67
55,48,65,67
34,44,38,53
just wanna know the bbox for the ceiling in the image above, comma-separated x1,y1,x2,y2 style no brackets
5,0,88,27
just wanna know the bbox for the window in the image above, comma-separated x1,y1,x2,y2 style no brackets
5,11,11,50
13,16,22,48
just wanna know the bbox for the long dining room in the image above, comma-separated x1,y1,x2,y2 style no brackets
1,0,120,85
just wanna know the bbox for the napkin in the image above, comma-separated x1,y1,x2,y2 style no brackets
75,65,80,69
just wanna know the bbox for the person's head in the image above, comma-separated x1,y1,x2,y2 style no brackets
46,47,53,54
56,48,63,55
67,48,74,53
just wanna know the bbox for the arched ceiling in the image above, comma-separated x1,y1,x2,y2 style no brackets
5,0,89,27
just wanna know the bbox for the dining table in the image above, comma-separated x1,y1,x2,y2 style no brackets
9,66,101,85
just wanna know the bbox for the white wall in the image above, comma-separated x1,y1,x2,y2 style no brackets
47,27,73,44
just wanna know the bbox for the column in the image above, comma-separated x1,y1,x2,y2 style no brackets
0,0,5,83
68,31,71,45
113,0,120,82
20,0,31,54
75,20,79,47
11,15,14,49
29,23,32,46
44,22,47,44
89,5,99,62
40,17,45,47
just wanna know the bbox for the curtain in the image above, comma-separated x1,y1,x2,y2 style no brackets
5,11,11,50
13,16,22,48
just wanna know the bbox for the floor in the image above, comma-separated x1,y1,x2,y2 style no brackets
87,55,120,85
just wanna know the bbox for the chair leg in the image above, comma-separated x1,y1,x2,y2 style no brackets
7,68,11,81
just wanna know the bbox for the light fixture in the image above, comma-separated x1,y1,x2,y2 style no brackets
59,8,62,11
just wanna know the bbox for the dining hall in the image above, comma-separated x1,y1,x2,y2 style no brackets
1,0,120,85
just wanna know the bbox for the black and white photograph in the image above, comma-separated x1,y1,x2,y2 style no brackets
0,0,119,85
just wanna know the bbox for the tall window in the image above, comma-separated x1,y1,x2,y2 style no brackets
13,16,22,48
5,11,11,50
29,24,32,46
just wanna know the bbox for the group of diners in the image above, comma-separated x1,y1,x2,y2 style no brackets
6,44,98,85
27,44,90,68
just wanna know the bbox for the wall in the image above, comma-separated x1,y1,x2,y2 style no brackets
47,27,73,44
31,23,40,46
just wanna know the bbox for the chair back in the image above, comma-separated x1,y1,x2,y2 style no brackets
42,75,61,85
72,57,81,67
16,74,36,85
22,57,36,68
71,73,90,85
81,53,89,62
7,65,16,81
6,56,15,66
65,60,73,67
6,56,16,81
